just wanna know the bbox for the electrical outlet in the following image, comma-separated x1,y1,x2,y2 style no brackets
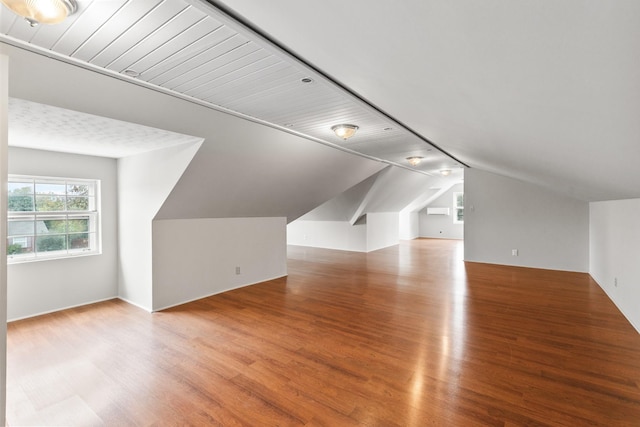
235,266,241,275
512,249,518,256
614,277,618,287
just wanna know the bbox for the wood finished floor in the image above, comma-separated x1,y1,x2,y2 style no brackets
7,239,640,426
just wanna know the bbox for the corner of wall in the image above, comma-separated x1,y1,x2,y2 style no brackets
117,141,203,311
589,199,640,334
464,168,589,272
0,51,9,426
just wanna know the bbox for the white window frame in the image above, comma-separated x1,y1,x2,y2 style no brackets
453,192,464,224
7,175,101,263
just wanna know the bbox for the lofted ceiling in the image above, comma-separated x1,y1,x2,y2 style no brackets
2,1,638,201
206,0,640,202
0,0,463,175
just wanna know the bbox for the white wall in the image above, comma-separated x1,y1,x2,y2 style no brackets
152,217,287,311
287,220,367,252
7,147,118,320
590,199,640,333
399,210,419,240
419,183,464,239
117,142,202,311
287,213,399,253
367,212,400,252
464,169,589,272
0,51,8,426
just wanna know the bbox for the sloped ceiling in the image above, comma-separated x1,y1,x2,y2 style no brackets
208,0,640,202
298,172,379,222
0,0,462,175
5,44,386,222
298,166,463,223
361,167,449,214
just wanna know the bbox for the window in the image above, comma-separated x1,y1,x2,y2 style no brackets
453,192,464,224
7,176,100,262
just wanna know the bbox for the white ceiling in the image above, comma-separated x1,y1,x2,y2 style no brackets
0,0,462,175
207,0,640,202
8,98,201,158
2,1,638,200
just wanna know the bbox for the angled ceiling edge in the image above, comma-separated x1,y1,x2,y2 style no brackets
0,0,464,175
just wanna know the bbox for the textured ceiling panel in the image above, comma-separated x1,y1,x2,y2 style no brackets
0,0,462,174
8,98,201,158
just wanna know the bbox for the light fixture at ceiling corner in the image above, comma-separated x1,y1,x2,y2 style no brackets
331,124,359,140
406,156,423,167
440,169,452,176
1,0,77,27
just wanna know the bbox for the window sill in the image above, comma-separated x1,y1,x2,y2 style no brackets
7,250,102,265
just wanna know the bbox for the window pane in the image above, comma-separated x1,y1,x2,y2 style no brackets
8,195,34,211
36,195,65,211
9,182,34,213
67,196,90,211
456,193,464,207
7,237,34,255
68,218,89,233
36,235,67,253
456,209,464,222
9,181,33,194
8,219,35,237
68,233,90,250
41,219,67,234
35,183,65,195
67,184,89,196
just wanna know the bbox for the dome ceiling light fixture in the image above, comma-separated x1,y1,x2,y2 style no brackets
331,124,359,141
406,156,424,167
1,0,77,27
122,69,140,78
440,169,452,176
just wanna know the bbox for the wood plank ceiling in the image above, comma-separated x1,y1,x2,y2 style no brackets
0,0,463,175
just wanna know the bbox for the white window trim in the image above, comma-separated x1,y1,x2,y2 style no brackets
7,175,101,264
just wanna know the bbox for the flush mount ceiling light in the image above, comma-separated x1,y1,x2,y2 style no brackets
1,0,77,26
440,169,452,176
331,124,359,140
406,156,423,167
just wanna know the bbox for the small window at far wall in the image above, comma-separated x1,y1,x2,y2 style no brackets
453,192,464,224
7,175,100,263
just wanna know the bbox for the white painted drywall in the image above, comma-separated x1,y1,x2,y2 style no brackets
399,210,419,240
464,169,588,272
7,148,118,320
419,183,464,239
0,51,8,426
5,45,385,224
152,217,287,311
117,142,202,311
297,172,380,222
287,213,399,253
589,199,640,333
287,220,367,252
367,212,400,252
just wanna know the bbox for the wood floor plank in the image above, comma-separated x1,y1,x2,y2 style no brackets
7,239,640,426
